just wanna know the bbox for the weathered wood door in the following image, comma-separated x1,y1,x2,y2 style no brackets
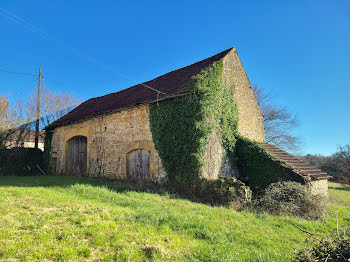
127,149,150,181
66,136,87,176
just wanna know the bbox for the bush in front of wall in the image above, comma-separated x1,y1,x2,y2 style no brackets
0,147,43,176
254,181,326,219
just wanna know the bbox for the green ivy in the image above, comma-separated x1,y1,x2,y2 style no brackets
234,136,282,191
235,136,305,193
43,131,53,172
149,61,238,186
149,59,300,193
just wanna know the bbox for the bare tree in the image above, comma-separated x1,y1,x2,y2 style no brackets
0,96,25,130
26,87,81,129
0,96,29,148
0,97,12,148
253,85,302,152
333,145,350,186
0,88,81,148
0,96,11,130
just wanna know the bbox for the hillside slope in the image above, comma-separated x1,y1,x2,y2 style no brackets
0,177,348,261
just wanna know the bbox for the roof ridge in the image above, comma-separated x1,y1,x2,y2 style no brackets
262,143,330,180
46,47,234,130
84,47,234,101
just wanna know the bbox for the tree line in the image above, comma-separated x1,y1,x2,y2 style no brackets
302,145,350,185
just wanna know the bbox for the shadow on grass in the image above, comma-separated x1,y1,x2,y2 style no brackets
0,175,213,206
328,185,350,192
0,175,166,192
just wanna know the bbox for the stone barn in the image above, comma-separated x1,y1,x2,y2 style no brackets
45,47,329,195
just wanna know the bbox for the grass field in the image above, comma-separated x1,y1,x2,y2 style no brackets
0,176,348,261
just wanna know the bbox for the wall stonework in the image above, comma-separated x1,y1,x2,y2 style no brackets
201,128,238,180
202,129,225,179
199,48,265,181
222,48,265,142
51,48,265,183
308,179,328,197
51,105,166,182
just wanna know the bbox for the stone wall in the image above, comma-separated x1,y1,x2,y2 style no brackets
197,176,252,206
222,48,265,142
200,48,265,180
308,179,329,197
51,48,265,183
50,105,166,182
202,129,227,179
201,128,238,180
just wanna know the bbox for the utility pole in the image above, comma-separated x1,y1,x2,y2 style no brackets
34,67,41,149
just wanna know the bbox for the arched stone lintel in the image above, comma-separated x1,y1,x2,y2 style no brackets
64,129,90,143
123,140,155,180
63,128,91,174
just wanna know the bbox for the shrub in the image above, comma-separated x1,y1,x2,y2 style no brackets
294,237,350,262
167,176,251,206
293,222,350,262
0,148,43,175
255,181,326,219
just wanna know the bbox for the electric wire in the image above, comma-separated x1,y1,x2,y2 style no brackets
0,68,39,77
0,7,166,95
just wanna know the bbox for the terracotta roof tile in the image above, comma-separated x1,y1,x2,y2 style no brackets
46,48,233,130
262,143,330,180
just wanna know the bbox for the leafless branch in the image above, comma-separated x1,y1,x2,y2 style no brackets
253,84,302,153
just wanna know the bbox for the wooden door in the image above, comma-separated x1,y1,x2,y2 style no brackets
127,149,150,181
67,136,87,176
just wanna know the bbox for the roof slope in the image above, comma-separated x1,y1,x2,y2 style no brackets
262,143,329,180
46,48,233,130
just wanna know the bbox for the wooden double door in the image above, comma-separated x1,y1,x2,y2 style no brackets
127,149,150,181
66,139,150,180
66,136,87,176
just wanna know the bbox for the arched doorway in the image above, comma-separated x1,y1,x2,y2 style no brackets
127,149,150,181
66,136,87,176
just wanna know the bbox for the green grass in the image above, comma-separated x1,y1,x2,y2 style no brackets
0,176,348,261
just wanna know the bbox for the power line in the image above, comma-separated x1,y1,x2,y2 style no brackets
0,7,166,95
0,68,39,77
12,76,38,96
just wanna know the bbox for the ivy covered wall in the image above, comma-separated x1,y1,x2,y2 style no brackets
149,56,302,193
43,131,53,172
234,136,305,192
149,61,239,186
47,48,304,194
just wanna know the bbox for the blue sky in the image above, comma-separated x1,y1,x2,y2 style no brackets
0,1,349,155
